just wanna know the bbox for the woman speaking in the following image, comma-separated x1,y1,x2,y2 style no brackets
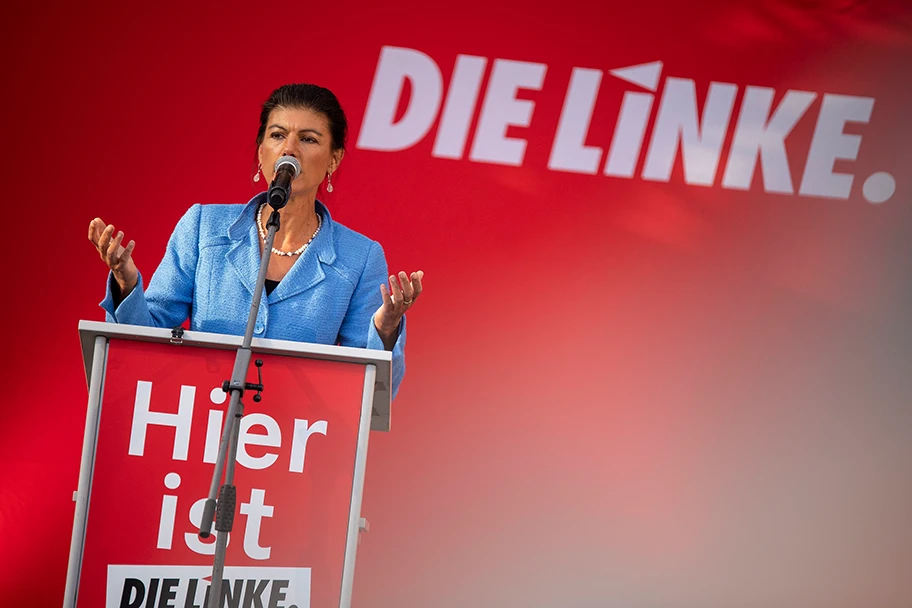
87,83,422,398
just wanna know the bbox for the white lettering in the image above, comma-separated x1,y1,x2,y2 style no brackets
799,93,874,199
237,413,281,470
722,87,817,193
357,46,443,152
239,488,275,560
469,59,547,166
186,497,228,555
548,68,603,174
156,473,181,550
203,409,222,465
128,381,194,461
432,54,488,159
642,78,738,186
289,420,328,473
605,91,655,178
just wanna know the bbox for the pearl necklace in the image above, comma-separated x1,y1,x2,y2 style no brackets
256,203,323,257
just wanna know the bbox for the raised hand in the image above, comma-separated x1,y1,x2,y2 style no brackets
88,217,139,298
374,270,424,349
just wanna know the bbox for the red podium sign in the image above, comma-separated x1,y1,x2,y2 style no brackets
66,323,389,608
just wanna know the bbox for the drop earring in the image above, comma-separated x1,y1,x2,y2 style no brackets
253,164,262,183
326,171,334,193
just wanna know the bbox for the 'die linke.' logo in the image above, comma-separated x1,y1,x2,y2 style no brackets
357,46,897,205
110,565,310,608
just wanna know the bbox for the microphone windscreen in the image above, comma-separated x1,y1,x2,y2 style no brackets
274,156,301,178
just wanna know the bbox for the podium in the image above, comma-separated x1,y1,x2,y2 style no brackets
64,320,393,608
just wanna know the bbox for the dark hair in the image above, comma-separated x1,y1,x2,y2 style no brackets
255,83,348,152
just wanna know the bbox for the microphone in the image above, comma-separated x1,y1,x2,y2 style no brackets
267,156,302,210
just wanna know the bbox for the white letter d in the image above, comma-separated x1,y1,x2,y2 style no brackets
357,46,443,152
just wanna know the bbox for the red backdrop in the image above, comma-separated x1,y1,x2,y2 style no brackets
1,1,911,606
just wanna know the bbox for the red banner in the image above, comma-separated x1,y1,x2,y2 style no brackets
77,339,367,607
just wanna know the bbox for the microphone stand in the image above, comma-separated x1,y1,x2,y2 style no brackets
199,202,282,608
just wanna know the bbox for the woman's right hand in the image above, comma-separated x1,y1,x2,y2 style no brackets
88,218,139,298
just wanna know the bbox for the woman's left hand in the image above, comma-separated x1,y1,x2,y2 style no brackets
374,270,424,349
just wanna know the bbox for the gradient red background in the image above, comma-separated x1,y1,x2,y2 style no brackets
1,1,911,606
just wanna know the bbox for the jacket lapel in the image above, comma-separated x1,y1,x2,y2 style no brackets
225,198,262,297
269,201,338,303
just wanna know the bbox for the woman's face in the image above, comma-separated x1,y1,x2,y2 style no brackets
257,106,343,199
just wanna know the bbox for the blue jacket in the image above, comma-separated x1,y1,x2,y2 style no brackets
101,194,406,398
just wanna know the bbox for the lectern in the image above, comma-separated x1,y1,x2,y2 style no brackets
64,320,392,608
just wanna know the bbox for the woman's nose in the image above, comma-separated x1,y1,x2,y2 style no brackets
280,142,298,158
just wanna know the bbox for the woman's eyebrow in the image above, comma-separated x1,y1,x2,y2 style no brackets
267,124,324,136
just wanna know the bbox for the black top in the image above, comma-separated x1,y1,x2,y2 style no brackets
264,279,280,295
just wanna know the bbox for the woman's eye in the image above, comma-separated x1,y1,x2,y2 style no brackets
270,132,284,140
301,136,317,144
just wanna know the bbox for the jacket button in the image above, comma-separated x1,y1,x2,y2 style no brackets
255,323,264,334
